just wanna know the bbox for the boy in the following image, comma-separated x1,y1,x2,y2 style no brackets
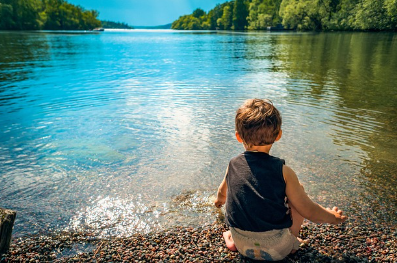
215,99,347,261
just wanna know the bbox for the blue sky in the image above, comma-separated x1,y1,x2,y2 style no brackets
68,0,225,26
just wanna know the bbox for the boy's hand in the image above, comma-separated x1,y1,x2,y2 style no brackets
215,195,226,208
215,171,228,208
327,206,348,224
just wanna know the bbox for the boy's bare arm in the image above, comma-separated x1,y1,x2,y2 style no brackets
214,167,228,208
283,165,347,224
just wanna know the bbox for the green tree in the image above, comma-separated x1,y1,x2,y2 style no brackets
0,3,14,29
233,0,249,30
201,18,211,29
42,0,61,29
171,0,250,31
171,0,397,31
172,8,208,30
82,10,101,29
41,0,100,30
385,0,397,29
0,0,100,30
327,0,357,30
193,8,205,18
385,0,397,15
172,15,189,29
187,16,201,29
58,2,79,29
208,4,225,29
247,0,282,29
218,4,233,29
279,0,334,30
352,0,396,30
0,0,42,29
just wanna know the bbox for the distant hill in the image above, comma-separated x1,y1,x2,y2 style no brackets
133,23,172,29
101,20,134,29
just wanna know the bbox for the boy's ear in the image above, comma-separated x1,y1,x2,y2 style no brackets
275,130,282,142
235,132,243,143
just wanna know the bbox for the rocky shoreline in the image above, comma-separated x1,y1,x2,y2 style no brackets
1,221,395,262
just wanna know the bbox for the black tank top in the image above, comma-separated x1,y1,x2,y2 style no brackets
225,151,292,232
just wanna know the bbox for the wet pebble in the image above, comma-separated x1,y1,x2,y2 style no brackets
1,222,396,262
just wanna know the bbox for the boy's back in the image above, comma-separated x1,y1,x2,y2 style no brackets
226,151,291,232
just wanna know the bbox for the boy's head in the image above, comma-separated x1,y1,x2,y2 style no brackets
235,99,282,148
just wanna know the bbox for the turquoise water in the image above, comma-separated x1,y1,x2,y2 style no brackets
0,30,396,237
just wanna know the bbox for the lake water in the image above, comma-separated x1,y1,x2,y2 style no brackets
0,30,396,238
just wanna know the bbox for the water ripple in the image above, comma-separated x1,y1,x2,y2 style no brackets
1,31,396,237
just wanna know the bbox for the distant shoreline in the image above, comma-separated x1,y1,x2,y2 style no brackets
1,28,396,33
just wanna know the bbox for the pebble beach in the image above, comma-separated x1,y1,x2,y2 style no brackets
1,217,396,263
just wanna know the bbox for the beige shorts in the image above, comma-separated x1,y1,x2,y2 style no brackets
230,227,301,261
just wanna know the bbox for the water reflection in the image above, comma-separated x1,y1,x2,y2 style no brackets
68,191,217,238
0,32,51,83
268,32,397,222
0,31,396,237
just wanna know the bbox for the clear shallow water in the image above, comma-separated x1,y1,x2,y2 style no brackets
0,30,396,237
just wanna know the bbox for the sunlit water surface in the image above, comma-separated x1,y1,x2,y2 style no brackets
0,30,396,237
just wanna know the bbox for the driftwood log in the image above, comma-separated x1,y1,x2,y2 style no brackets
0,208,16,255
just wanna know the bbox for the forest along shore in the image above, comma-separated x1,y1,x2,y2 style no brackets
1,216,395,262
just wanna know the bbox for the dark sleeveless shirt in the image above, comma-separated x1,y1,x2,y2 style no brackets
225,151,292,232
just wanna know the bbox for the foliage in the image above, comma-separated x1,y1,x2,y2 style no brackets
247,0,282,29
172,0,397,31
193,8,206,18
171,14,201,30
218,4,233,29
326,0,358,30
1,0,396,31
208,4,227,29
0,0,101,30
172,1,249,30
232,0,249,30
0,3,14,29
279,0,334,30
351,0,397,30
280,0,397,31
0,0,42,30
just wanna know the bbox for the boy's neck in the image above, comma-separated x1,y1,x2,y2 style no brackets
245,144,273,154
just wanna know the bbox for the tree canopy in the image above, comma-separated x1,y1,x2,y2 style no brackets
172,0,397,31
172,1,250,30
1,0,396,31
0,0,101,30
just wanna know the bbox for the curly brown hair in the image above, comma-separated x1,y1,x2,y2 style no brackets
235,99,282,148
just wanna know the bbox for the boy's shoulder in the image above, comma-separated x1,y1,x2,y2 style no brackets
229,152,285,165
267,154,286,165
228,152,247,167
270,154,286,165
229,152,246,162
